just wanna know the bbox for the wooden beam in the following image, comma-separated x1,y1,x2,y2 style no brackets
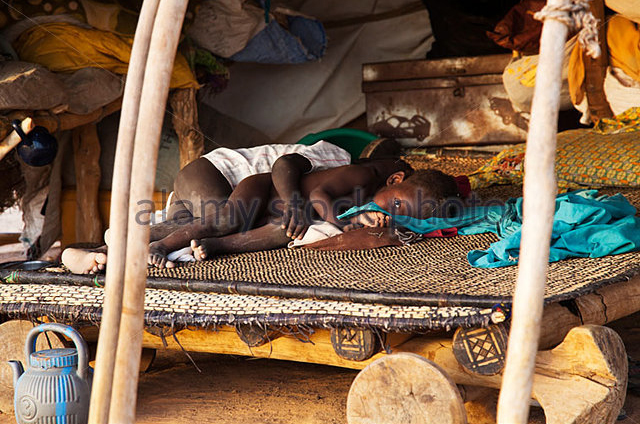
170,88,204,169
0,99,122,141
72,123,102,244
539,274,640,349
82,323,626,423
0,233,20,246
583,0,613,121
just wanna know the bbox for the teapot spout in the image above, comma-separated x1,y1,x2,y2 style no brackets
8,361,24,388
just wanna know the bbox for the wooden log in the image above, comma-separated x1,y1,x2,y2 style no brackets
0,117,33,162
0,233,20,246
539,275,640,349
531,325,627,424
106,324,625,424
170,88,204,169
0,100,122,141
582,0,613,121
72,123,102,244
497,0,570,420
0,320,64,414
87,0,159,422
108,1,189,423
346,353,468,424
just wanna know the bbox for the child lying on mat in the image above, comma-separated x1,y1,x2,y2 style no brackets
62,153,460,273
187,166,461,261
62,141,350,273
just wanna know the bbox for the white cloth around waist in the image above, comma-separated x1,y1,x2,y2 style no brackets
201,141,351,189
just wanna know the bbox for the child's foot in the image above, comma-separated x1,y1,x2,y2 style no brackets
191,239,217,261
148,242,175,269
61,248,107,274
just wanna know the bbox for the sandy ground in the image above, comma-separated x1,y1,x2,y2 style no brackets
0,240,638,423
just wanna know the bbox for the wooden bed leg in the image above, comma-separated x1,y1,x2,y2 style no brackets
530,325,627,424
331,328,378,362
346,352,467,424
235,324,280,348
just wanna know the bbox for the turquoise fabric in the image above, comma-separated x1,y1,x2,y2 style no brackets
337,190,640,268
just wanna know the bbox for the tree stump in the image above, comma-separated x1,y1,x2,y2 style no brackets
347,352,467,424
0,320,64,414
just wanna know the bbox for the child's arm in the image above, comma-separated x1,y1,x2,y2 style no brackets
308,166,373,228
271,153,312,239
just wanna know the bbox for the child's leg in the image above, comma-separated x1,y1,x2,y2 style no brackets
191,222,290,260
148,173,275,268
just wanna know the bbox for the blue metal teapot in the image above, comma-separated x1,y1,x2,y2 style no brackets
9,323,91,424
11,119,58,167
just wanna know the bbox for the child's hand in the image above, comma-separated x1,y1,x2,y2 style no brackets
281,204,309,240
343,212,389,231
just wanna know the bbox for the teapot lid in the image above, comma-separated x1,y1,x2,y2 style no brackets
30,348,78,369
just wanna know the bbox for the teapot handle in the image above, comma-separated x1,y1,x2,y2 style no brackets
10,120,28,143
25,323,89,381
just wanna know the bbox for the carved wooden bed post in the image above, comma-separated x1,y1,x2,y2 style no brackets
496,0,603,422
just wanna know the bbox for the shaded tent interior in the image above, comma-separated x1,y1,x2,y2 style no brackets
0,0,636,422
0,0,529,253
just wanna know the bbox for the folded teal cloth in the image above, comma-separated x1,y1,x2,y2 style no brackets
338,190,640,268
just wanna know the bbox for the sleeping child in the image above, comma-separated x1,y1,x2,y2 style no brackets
62,145,460,273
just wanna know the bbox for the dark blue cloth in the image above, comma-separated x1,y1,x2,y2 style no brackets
230,16,326,64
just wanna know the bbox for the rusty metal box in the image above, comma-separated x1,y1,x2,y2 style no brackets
363,54,528,147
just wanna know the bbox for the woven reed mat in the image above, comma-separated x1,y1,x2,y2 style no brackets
147,231,640,305
0,283,492,331
146,153,640,306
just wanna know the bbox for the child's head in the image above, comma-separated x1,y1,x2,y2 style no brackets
373,169,460,219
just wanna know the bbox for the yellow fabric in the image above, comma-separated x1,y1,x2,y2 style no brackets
568,41,585,105
594,106,640,134
468,125,640,192
14,22,198,89
568,15,640,107
608,15,640,82
504,55,538,88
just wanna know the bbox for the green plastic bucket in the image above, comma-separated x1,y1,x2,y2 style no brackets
297,128,378,162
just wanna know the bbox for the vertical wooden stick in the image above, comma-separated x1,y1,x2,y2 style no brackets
108,1,189,423
72,123,102,243
87,1,160,423
583,0,612,121
170,88,205,169
496,0,570,423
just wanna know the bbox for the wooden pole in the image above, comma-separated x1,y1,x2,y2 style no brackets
496,0,570,422
87,0,159,422
0,100,122,141
72,123,102,243
0,117,33,161
108,1,189,422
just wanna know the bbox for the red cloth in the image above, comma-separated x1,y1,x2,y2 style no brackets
454,176,472,199
423,227,458,238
